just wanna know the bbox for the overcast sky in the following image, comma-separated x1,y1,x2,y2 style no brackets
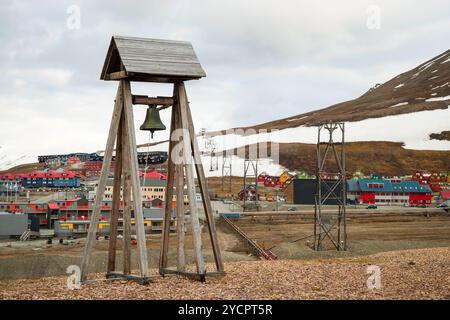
0,0,449,169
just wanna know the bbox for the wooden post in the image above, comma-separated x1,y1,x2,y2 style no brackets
158,82,225,280
122,80,149,277
176,82,206,276
176,163,186,272
107,112,124,273
121,109,132,275
80,81,124,282
185,95,224,272
159,85,178,273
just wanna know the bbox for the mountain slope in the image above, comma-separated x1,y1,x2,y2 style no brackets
208,49,450,135
224,141,450,175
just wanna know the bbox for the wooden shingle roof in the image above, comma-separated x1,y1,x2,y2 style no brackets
100,35,206,83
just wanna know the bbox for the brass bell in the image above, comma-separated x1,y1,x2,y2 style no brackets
140,104,166,138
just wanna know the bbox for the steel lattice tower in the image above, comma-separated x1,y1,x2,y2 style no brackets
221,154,232,193
314,122,347,251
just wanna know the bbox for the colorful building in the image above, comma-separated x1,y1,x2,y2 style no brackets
94,171,188,204
347,178,432,206
21,171,80,188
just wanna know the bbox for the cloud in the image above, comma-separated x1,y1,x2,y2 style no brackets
0,0,449,169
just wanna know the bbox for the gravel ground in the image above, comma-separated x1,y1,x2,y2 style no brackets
0,247,449,300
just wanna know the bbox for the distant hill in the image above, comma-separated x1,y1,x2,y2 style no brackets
0,162,44,175
208,49,450,135
224,141,450,176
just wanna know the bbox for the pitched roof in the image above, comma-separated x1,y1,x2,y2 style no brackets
358,179,394,192
25,171,79,179
346,179,361,192
101,35,206,83
143,207,175,220
105,177,166,187
141,171,167,180
392,180,431,193
140,177,166,187
439,190,450,200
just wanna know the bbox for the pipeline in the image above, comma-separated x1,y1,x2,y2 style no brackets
220,214,277,260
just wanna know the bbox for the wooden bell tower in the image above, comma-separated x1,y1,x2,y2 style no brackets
80,36,224,284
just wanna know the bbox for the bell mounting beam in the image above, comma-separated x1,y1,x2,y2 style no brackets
132,95,174,106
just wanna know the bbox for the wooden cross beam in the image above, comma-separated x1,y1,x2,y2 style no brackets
132,95,174,106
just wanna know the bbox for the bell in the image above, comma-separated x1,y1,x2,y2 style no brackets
140,105,166,138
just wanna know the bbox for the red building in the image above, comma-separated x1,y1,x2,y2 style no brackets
84,161,116,177
347,178,432,206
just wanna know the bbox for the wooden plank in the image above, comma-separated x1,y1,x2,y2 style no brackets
80,81,124,282
105,71,128,80
107,111,124,273
114,35,192,46
160,268,225,282
176,162,186,272
106,272,151,285
132,95,174,106
115,40,197,55
121,112,132,275
185,101,224,272
126,74,200,84
125,62,204,76
159,86,178,273
121,56,199,64
176,82,206,275
122,80,149,277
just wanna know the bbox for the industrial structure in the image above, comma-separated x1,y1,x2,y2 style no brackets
221,154,232,192
242,158,259,211
314,122,347,251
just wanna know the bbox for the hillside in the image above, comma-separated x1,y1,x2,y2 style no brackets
224,141,450,175
0,162,44,175
208,49,450,135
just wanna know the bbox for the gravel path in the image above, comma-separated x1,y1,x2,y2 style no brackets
0,247,449,300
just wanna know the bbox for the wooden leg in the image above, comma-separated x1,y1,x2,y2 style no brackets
176,82,206,276
107,111,124,273
176,163,186,272
159,85,178,273
185,100,224,272
122,109,132,275
122,80,149,278
80,81,124,282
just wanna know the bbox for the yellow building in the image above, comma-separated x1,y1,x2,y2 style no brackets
96,178,188,204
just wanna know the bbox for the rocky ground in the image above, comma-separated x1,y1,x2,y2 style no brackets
1,247,448,300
